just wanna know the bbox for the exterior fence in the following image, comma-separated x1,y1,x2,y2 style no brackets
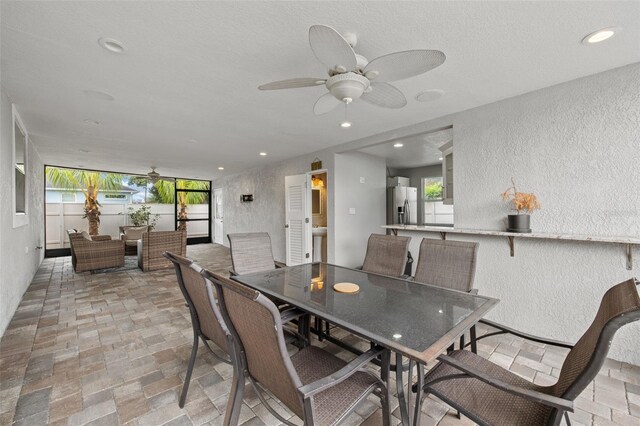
46,203,209,249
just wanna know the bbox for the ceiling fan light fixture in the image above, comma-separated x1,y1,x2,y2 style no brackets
326,72,369,102
364,70,379,80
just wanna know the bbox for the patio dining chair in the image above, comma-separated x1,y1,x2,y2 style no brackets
228,232,310,343
361,233,411,277
417,278,640,426
413,238,479,352
164,252,232,408
227,232,284,275
204,270,392,426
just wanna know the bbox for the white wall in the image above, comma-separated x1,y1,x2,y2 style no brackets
454,63,640,364
212,63,639,363
212,152,335,263
334,152,387,267
0,88,45,336
353,63,640,364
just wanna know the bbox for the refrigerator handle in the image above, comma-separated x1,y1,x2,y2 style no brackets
404,199,410,224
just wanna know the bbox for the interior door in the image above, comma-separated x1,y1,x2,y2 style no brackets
213,188,223,244
285,174,311,266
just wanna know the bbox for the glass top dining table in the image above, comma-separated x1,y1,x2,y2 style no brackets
232,262,499,364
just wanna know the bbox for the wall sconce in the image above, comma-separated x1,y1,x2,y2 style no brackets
241,194,253,202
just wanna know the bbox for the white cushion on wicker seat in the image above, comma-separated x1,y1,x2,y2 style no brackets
124,226,147,241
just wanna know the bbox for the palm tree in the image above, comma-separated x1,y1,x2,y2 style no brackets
46,167,123,235
153,179,209,231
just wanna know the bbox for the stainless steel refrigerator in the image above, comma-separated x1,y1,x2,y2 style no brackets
387,186,418,225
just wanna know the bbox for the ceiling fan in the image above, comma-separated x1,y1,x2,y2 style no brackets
258,25,446,116
146,167,174,183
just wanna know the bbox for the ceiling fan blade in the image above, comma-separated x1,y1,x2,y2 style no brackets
258,78,326,90
363,50,445,82
360,83,407,109
309,25,357,72
313,93,342,115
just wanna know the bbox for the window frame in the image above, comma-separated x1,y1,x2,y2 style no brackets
422,176,445,202
12,105,29,228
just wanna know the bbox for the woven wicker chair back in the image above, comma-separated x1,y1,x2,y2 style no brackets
413,239,478,292
140,231,186,271
228,232,277,275
207,272,305,418
165,252,229,354
553,279,640,399
361,234,410,277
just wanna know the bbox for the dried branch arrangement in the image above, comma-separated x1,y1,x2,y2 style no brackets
502,179,541,214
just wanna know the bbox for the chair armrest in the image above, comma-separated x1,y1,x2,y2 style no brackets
478,319,573,349
299,347,384,398
92,235,112,241
274,261,286,269
434,354,573,412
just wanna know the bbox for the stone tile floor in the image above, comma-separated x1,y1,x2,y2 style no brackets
1,243,639,425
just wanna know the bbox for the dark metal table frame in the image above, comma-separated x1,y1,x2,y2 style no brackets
232,262,498,426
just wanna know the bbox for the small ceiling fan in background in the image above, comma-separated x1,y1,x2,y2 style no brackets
258,25,446,125
146,167,175,183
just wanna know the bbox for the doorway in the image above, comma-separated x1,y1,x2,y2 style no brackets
284,170,329,266
213,188,223,244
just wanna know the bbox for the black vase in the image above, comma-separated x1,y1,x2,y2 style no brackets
507,214,531,233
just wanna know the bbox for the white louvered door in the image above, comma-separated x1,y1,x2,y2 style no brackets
285,174,311,266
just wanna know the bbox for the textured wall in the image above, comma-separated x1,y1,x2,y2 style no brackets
211,63,640,363
397,63,640,364
212,152,335,263
0,89,45,336
334,152,387,268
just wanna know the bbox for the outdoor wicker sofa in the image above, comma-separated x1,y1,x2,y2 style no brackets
67,230,125,272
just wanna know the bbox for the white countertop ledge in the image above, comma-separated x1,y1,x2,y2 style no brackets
381,225,640,245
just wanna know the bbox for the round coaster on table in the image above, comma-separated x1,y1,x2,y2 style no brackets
333,282,360,294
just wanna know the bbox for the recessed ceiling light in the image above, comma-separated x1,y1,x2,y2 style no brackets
83,119,100,126
83,89,115,101
98,37,126,53
259,152,267,156
340,121,352,128
218,166,224,170
415,89,445,102
392,333,402,339
439,157,443,161
582,27,620,45
393,143,404,148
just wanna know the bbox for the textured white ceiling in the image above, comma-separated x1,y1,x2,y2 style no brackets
358,128,452,168
2,1,639,179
